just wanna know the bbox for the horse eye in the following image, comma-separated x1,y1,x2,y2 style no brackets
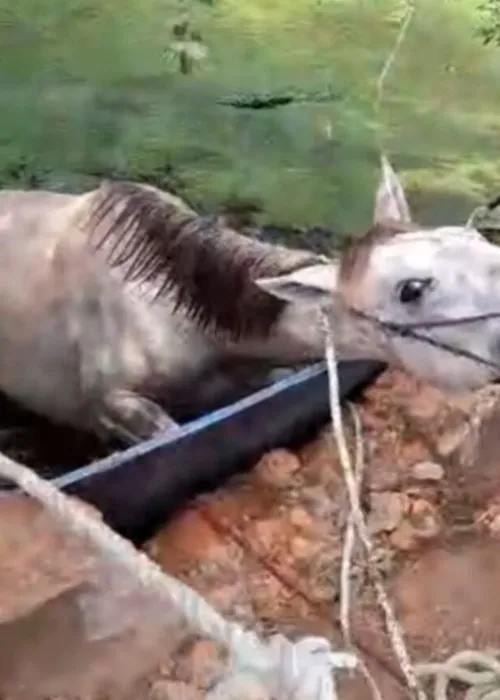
397,278,433,304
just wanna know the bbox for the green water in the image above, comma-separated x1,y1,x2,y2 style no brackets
0,0,498,241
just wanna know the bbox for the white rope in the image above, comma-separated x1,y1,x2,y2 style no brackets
322,310,428,700
374,0,417,150
0,451,358,699
339,404,364,650
338,404,384,700
415,650,500,700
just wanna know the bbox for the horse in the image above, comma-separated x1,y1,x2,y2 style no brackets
257,156,500,394
0,159,500,446
0,182,336,443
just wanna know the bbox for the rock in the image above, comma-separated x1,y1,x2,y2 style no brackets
388,499,441,552
408,499,441,540
488,514,500,535
289,535,324,560
405,385,447,428
248,571,290,620
254,449,301,488
476,501,500,535
436,424,469,460
288,506,329,541
288,506,316,532
402,382,500,514
389,520,420,552
180,639,225,689
410,461,444,482
251,518,284,551
438,387,500,509
367,492,408,535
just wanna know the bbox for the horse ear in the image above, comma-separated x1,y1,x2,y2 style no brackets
255,263,338,307
373,154,412,225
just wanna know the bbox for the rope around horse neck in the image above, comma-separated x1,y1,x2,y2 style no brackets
350,308,500,374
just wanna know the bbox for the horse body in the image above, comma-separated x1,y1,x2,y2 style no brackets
3,159,500,445
0,185,334,442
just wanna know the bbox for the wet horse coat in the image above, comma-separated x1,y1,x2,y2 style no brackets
0,183,333,442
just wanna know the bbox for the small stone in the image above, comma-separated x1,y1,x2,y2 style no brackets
367,492,406,534
411,461,444,482
477,501,500,533
186,639,224,688
489,514,500,535
254,449,301,488
288,506,328,540
372,545,396,576
250,571,288,620
251,518,283,551
289,506,316,531
405,386,445,425
208,582,248,615
436,424,469,459
289,535,311,559
389,520,419,551
408,499,441,539
289,535,324,561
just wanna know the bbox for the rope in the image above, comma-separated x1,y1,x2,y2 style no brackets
322,308,428,700
0,451,358,699
322,306,500,700
374,0,416,152
415,650,500,700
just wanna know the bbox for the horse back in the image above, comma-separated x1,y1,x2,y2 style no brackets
0,189,77,243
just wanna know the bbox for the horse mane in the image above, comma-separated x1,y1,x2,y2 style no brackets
81,181,322,339
339,218,420,285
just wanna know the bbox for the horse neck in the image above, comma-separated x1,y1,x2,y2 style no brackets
79,185,323,340
203,215,323,272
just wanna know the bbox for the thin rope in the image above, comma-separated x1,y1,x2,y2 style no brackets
339,403,384,700
322,309,428,700
348,306,500,375
374,0,416,152
339,404,365,650
415,650,500,700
